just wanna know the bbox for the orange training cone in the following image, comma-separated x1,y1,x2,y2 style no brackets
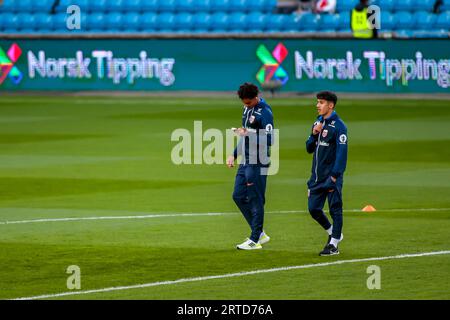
362,205,376,212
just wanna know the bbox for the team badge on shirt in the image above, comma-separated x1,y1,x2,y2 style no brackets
249,115,255,124
322,129,328,138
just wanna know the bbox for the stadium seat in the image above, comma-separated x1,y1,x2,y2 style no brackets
174,12,194,31
141,12,158,31
262,0,277,13
267,14,287,32
109,0,126,12
435,11,450,30
105,12,124,31
393,0,414,12
412,0,436,12
59,0,90,13
195,0,211,12
211,0,231,12
15,0,34,13
159,0,176,12
141,0,159,12
90,0,107,12
321,14,340,31
337,11,351,31
124,0,142,12
413,11,436,30
0,0,15,12
245,12,267,32
50,13,67,32
336,0,358,13
228,12,246,31
87,13,106,31
156,13,176,31
123,12,141,31
229,0,247,13
17,13,36,31
34,0,54,13
443,1,450,11
210,12,229,32
3,13,20,32
377,0,394,12
177,0,196,12
284,14,302,32
393,12,413,30
34,14,54,32
380,11,394,31
299,13,320,31
192,12,211,32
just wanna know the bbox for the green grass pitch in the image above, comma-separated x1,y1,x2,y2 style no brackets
0,95,449,300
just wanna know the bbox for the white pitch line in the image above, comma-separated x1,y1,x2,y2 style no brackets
0,208,449,226
12,250,450,300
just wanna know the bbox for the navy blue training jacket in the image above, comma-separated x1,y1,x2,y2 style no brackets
233,98,274,166
306,111,348,186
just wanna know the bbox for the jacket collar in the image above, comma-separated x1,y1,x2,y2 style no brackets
324,111,338,122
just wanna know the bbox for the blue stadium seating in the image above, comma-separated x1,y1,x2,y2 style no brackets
210,12,229,32
413,11,437,30
141,12,158,31
435,11,450,29
60,0,90,13
123,12,141,31
141,0,159,12
90,0,107,12
175,12,194,32
228,12,246,32
105,11,124,31
0,0,447,36
35,14,54,31
321,14,340,32
336,0,358,13
393,12,414,30
17,13,36,31
123,0,142,12
159,0,176,12
413,0,436,12
192,12,211,32
34,0,54,13
194,0,211,12
177,0,195,13
230,0,248,13
376,0,394,12
268,14,287,32
211,0,231,13
87,13,106,31
246,12,267,32
299,13,320,31
392,0,414,12
283,14,301,32
156,12,175,31
380,11,395,31
337,12,351,31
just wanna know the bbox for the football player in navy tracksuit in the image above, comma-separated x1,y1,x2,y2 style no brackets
227,83,274,250
306,91,348,256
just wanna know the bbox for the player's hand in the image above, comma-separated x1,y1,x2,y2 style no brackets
226,155,235,168
234,127,248,136
312,122,323,135
328,176,337,192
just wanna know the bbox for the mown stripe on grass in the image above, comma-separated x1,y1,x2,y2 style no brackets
12,250,450,300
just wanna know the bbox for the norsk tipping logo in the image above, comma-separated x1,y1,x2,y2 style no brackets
0,43,23,85
256,43,289,86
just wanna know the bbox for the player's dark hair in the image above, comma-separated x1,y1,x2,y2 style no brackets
316,91,338,107
237,82,259,100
